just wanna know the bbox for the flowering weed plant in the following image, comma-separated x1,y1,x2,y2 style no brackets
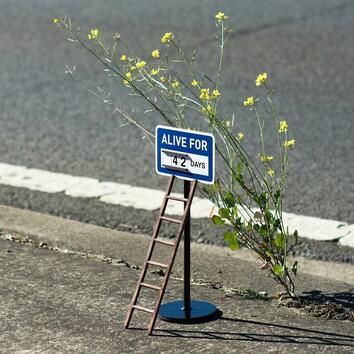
53,13,298,297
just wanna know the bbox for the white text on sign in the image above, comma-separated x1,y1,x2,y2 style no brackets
161,134,208,151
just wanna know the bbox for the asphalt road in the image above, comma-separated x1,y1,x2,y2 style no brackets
0,0,353,223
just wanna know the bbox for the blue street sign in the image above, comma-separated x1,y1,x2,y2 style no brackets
155,125,215,184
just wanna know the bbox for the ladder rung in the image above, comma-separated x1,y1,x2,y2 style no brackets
140,282,161,291
154,238,175,247
166,195,188,203
133,305,154,314
147,260,169,268
160,216,181,224
124,177,199,335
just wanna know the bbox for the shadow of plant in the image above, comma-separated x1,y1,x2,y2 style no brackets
149,317,354,346
300,290,354,310
281,290,354,321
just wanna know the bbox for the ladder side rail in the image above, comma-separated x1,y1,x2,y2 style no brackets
147,180,198,335
124,176,175,328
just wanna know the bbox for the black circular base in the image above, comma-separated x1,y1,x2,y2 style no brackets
158,300,221,324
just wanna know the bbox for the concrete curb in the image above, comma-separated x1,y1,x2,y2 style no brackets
0,205,353,287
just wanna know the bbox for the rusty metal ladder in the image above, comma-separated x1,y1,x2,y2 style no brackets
124,175,197,335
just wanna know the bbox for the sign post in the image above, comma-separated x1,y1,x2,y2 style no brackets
156,125,220,323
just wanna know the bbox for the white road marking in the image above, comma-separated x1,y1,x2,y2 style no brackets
0,162,353,246
100,185,165,211
0,164,87,193
66,180,132,198
338,225,354,247
281,212,350,241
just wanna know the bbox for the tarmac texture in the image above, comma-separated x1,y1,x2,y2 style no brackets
0,0,353,223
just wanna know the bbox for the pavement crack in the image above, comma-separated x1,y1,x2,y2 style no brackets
1,230,268,300
170,274,269,301
0,231,140,270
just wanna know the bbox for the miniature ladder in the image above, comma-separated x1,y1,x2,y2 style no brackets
124,175,197,335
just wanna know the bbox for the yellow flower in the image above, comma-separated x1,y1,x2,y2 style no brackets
255,72,268,86
161,32,173,43
237,132,244,141
88,28,99,40
212,89,221,98
243,96,254,107
215,12,229,22
267,169,275,177
283,139,295,148
200,88,211,100
125,72,132,79
202,104,213,114
53,18,59,24
260,155,274,163
136,60,146,69
160,76,167,83
171,80,180,88
279,120,288,133
123,79,129,85
130,65,136,71
191,79,199,86
150,68,159,76
120,54,127,61
152,49,160,59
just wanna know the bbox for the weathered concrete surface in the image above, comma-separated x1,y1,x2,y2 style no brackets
1,239,354,354
0,205,353,287
0,206,353,352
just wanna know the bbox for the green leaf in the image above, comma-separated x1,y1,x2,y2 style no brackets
223,230,240,250
265,251,273,258
212,215,225,226
274,234,284,249
273,218,281,231
224,192,236,208
235,173,244,186
237,162,243,174
213,179,221,191
264,210,273,224
293,230,299,245
256,192,267,209
229,240,240,250
274,190,281,206
234,216,242,228
232,205,238,217
223,230,236,242
259,225,268,238
273,264,284,276
292,261,298,276
218,208,229,219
